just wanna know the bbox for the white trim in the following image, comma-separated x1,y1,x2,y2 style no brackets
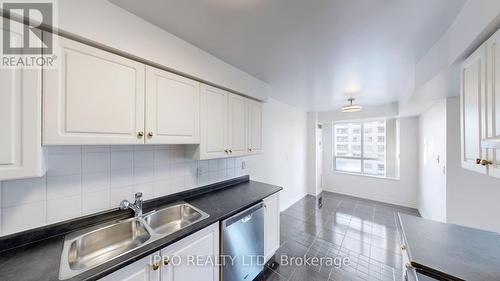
331,170,400,181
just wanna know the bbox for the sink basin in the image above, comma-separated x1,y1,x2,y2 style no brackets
59,202,209,280
60,218,150,279
143,203,209,235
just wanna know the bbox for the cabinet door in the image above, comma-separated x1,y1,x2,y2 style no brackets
264,193,280,261
227,94,248,157
145,67,200,144
99,253,160,281
199,85,228,159
460,45,487,174
161,223,219,281
0,28,45,181
486,31,500,178
43,35,146,145
248,100,263,155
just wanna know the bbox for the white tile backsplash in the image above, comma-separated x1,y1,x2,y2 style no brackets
47,195,82,223
2,177,46,208
2,201,46,235
0,145,249,237
82,190,109,215
48,153,82,176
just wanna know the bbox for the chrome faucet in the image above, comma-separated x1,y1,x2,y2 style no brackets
119,192,143,217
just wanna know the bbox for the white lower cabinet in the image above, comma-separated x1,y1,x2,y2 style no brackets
99,223,219,281
264,193,280,261
161,223,219,281
99,254,161,281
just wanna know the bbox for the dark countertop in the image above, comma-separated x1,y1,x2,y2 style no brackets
398,213,500,281
0,176,282,281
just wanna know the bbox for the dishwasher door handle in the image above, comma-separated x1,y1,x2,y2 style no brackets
240,214,253,223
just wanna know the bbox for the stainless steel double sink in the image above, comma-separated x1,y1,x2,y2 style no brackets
59,203,209,280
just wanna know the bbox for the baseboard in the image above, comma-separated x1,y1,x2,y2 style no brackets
325,189,417,209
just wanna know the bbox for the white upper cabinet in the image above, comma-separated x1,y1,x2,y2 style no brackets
486,30,500,178
192,84,264,160
145,67,200,144
43,35,146,145
248,100,263,155
227,94,248,156
41,34,263,153
461,27,500,178
0,28,45,181
198,85,229,159
461,45,487,174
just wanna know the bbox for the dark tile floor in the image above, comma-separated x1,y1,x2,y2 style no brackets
260,191,420,281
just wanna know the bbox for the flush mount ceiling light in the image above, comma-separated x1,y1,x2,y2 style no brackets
341,97,362,113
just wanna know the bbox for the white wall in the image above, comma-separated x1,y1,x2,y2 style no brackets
418,100,447,222
0,145,249,236
322,118,419,208
247,98,308,211
446,97,500,232
51,0,268,101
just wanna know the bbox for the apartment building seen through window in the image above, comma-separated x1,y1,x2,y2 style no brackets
333,119,400,178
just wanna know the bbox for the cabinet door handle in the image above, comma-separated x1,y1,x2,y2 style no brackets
248,148,252,152
151,262,160,271
147,132,154,138
224,149,229,153
163,257,170,266
137,131,144,138
481,159,493,166
229,149,233,153
476,158,482,165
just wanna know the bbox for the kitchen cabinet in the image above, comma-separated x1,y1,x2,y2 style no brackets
227,94,249,156
145,66,200,144
461,28,500,178
161,222,219,281
100,223,218,281
485,30,500,178
99,253,161,281
42,34,263,151
263,193,280,261
248,100,263,155
192,84,263,160
460,45,488,174
196,85,229,159
0,28,46,181
43,34,146,145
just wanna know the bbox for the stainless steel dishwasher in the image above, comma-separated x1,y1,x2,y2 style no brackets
221,203,264,281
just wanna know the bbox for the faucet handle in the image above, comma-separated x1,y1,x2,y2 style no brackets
135,192,143,199
119,200,130,210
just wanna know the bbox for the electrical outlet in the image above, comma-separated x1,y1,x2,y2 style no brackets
242,161,246,170
197,166,202,177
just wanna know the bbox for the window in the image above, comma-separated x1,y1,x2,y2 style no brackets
337,136,348,142
333,119,398,178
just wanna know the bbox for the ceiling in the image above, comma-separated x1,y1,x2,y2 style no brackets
109,0,465,112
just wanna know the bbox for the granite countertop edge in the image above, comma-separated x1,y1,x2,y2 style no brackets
0,176,282,281
398,213,500,281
